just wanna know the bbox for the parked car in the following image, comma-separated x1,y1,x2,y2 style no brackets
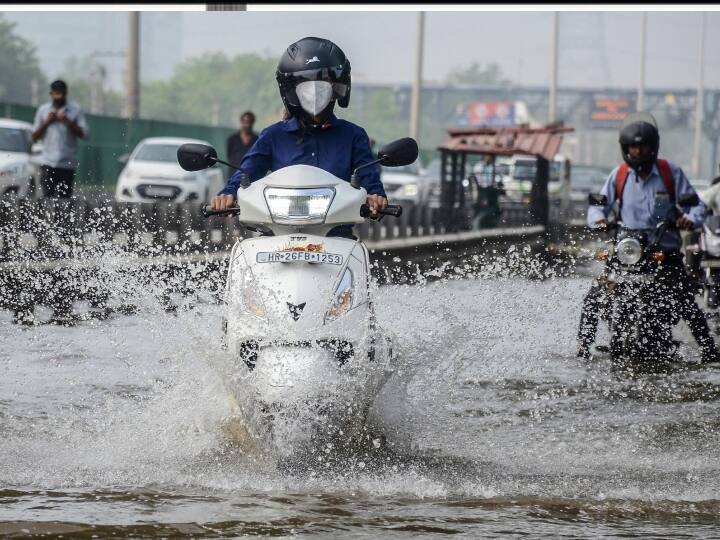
115,137,225,203
476,154,570,205
380,159,430,207
0,118,40,199
569,164,611,201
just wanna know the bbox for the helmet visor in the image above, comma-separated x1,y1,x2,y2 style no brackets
280,67,349,97
296,80,334,116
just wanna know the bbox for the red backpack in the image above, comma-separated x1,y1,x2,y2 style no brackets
616,159,674,204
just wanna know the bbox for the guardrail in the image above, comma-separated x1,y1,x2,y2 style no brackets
0,196,562,323
0,197,539,262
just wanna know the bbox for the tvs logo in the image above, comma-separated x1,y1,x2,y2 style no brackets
287,302,306,321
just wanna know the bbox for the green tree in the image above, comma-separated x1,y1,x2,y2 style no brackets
446,62,510,86
0,14,46,103
341,87,404,148
140,52,282,128
62,55,124,116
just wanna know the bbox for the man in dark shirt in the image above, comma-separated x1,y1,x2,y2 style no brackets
211,37,388,222
226,111,258,168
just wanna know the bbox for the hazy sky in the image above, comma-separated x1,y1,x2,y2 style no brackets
180,10,720,89
4,9,720,90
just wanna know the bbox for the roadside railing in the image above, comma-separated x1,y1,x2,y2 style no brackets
0,195,568,322
0,197,539,263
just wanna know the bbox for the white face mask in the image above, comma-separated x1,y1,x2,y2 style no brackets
295,80,333,116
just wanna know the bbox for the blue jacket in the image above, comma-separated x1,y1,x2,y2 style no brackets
587,159,706,252
219,114,385,198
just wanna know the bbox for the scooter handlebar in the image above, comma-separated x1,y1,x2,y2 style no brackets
360,204,403,219
203,203,402,219
201,205,240,218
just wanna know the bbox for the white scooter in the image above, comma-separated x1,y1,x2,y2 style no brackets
177,138,418,454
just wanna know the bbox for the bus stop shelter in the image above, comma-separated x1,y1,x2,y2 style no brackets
436,125,574,231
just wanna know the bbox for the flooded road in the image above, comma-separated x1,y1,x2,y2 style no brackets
1,273,720,538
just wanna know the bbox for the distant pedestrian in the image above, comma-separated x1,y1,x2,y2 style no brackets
31,80,89,198
226,110,258,167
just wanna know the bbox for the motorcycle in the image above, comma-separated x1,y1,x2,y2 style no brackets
177,138,418,455
588,191,699,366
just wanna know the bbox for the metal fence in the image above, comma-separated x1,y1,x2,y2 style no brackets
0,197,538,264
2,102,236,188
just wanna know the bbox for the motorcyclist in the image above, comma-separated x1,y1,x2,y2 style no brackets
210,36,388,235
698,165,720,213
577,112,720,364
683,170,720,280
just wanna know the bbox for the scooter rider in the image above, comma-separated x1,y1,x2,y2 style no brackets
578,112,720,364
210,36,388,233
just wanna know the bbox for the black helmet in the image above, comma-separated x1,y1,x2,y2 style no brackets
619,111,660,175
276,37,351,127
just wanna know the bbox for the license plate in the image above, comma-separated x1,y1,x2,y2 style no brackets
145,186,174,197
256,251,343,265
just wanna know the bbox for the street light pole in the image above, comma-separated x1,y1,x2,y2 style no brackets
548,11,559,123
692,11,707,178
409,11,425,146
126,11,140,119
638,12,647,111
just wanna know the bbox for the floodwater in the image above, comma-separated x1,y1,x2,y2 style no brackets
1,262,720,538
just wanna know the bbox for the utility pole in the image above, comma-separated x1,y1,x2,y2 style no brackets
638,12,647,111
30,78,39,106
125,11,140,119
692,11,707,178
409,11,425,145
548,11,559,123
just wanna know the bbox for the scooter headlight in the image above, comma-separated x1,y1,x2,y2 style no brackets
325,268,353,322
264,187,335,225
616,237,643,265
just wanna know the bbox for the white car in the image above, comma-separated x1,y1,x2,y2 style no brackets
115,137,225,203
475,154,570,204
0,118,40,199
380,159,430,207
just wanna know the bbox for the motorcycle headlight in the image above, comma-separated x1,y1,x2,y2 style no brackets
403,183,419,197
325,268,353,322
616,237,643,265
264,187,335,225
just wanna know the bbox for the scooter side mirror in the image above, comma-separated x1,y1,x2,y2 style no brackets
677,192,699,208
177,143,218,171
377,137,419,167
588,193,608,206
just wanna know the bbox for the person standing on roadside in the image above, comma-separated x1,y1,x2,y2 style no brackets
31,80,89,198
226,110,258,167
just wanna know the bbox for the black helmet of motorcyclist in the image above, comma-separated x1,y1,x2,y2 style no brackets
618,111,660,176
276,36,351,128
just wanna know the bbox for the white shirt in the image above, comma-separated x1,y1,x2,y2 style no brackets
33,101,89,169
